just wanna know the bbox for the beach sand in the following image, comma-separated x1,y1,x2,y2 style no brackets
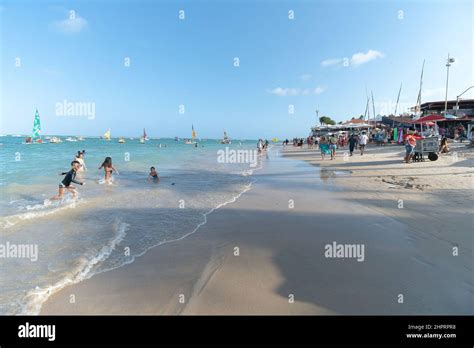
41,144,473,315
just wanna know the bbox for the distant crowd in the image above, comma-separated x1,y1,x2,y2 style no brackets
285,125,474,164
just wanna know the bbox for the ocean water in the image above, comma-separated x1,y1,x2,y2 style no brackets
0,135,262,314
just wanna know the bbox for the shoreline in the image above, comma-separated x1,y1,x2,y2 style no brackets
24,163,261,315
40,145,473,315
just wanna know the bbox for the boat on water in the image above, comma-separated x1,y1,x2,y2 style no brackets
77,136,85,141
24,109,44,144
174,136,179,141
49,136,62,143
184,125,197,144
140,128,149,143
220,130,231,144
65,137,78,142
102,129,111,141
118,137,126,143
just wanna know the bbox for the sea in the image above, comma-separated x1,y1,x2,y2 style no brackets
0,135,262,314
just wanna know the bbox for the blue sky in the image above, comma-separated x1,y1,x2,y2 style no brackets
1,0,472,139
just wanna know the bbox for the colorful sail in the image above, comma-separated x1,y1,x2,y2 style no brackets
32,109,41,139
143,128,147,139
191,125,196,140
103,129,111,140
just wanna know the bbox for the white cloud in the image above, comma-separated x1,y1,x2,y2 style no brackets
321,49,384,68
52,13,88,34
350,49,384,67
300,74,312,81
321,58,343,67
267,86,326,96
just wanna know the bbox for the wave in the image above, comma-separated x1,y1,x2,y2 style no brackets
16,155,265,315
19,220,129,315
1,197,83,229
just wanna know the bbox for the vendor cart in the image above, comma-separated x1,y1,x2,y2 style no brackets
413,136,439,162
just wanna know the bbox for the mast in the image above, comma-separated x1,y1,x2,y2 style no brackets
364,98,369,120
394,83,402,115
415,60,425,116
371,90,376,126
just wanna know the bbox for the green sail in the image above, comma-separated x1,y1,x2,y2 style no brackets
32,109,41,139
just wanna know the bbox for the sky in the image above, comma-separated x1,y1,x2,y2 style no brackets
1,0,473,139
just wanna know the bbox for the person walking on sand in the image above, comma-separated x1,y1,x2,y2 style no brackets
404,131,422,163
348,134,358,156
329,133,338,160
51,160,85,200
319,136,330,160
358,131,369,155
99,156,119,184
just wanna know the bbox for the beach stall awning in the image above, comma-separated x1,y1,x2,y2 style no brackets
414,114,446,123
444,114,458,119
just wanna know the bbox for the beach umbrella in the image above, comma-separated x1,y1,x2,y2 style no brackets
414,114,445,123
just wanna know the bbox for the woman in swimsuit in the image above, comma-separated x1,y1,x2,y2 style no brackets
98,157,118,183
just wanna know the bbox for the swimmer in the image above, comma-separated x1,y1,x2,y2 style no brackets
51,160,85,200
98,157,118,184
147,166,160,183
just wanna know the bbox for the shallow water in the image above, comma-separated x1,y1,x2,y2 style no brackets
0,136,261,314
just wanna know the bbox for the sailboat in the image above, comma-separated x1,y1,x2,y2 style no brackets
118,137,126,143
184,125,197,144
102,129,111,141
24,109,43,144
220,130,231,144
140,128,148,143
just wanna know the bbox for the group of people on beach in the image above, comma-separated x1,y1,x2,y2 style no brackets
51,151,159,200
295,132,369,160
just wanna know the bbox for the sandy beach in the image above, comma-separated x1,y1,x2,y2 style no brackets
40,144,473,315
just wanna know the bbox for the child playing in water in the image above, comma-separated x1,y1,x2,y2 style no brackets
98,157,118,184
75,150,87,172
51,160,85,200
147,166,160,183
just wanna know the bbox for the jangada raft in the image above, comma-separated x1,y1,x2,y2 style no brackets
24,109,44,144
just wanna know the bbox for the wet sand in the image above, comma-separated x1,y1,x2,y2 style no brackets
41,145,473,315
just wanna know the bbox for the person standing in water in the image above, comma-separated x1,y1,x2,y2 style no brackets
75,150,86,171
147,166,160,183
98,156,119,183
51,160,85,200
